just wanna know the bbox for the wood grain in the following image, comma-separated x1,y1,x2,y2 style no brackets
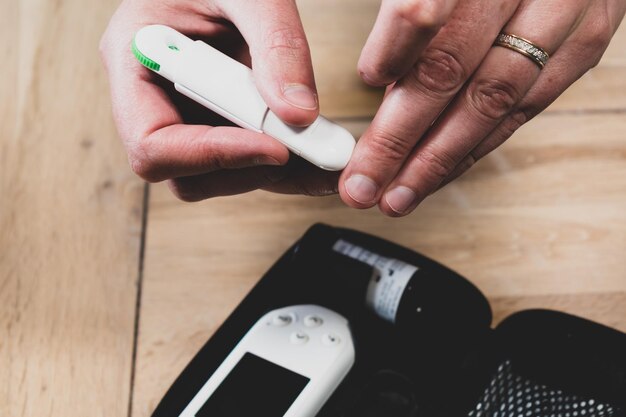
299,0,384,118
2,0,625,416
0,1,145,417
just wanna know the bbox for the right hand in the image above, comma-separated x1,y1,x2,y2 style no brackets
100,0,340,200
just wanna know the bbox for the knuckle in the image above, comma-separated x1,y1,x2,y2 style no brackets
395,0,446,32
500,110,528,137
264,26,310,61
440,154,476,189
128,140,161,183
168,179,204,203
358,59,403,86
460,153,477,171
367,127,414,163
588,52,603,69
198,147,228,171
466,78,523,121
587,20,613,51
595,26,612,49
582,35,610,68
409,48,466,96
414,147,456,181
578,16,613,68
586,30,611,68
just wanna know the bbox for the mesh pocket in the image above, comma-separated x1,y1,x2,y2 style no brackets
468,360,617,417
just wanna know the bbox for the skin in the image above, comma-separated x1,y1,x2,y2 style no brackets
340,0,626,216
101,0,626,211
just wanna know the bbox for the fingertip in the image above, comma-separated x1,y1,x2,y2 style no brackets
265,149,290,167
357,0,455,88
339,173,380,209
233,128,292,166
378,201,408,218
339,189,373,210
380,185,419,217
282,83,318,111
254,155,286,167
357,56,401,87
167,178,206,203
271,91,320,127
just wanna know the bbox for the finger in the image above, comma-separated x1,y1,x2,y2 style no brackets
263,171,340,196
340,0,521,209
220,0,319,127
130,125,289,182
262,158,341,195
441,3,622,185
379,0,588,216
359,0,458,86
168,159,339,201
168,166,287,201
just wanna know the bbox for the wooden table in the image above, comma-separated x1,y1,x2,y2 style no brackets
1,1,625,416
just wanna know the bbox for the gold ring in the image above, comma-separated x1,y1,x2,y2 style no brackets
494,33,549,69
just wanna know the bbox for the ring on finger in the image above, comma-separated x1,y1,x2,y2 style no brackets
494,33,550,68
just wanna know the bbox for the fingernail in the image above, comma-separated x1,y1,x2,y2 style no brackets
282,84,318,110
345,174,378,204
385,186,417,215
255,156,283,166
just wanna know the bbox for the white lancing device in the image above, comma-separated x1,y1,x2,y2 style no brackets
133,25,356,171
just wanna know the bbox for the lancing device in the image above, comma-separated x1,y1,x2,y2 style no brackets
132,25,356,171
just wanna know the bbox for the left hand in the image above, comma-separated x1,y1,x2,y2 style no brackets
100,0,340,201
339,0,626,216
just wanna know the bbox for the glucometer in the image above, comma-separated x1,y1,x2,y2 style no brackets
151,225,626,417
177,305,355,417
132,25,356,170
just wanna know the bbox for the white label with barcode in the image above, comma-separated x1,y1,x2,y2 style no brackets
333,239,418,323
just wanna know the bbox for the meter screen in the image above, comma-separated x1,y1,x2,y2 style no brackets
195,352,310,416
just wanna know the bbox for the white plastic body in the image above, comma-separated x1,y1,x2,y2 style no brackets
178,305,355,417
134,25,356,170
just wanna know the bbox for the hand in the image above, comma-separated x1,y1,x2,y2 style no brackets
100,0,340,200
340,0,626,216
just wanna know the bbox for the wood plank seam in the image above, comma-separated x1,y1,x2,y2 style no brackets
128,184,151,417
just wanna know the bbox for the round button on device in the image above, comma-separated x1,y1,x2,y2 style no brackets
303,315,324,328
290,332,309,345
322,333,341,347
271,313,295,327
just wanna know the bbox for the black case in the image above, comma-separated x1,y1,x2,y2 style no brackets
152,224,626,417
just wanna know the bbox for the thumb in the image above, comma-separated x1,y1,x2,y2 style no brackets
221,0,319,127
